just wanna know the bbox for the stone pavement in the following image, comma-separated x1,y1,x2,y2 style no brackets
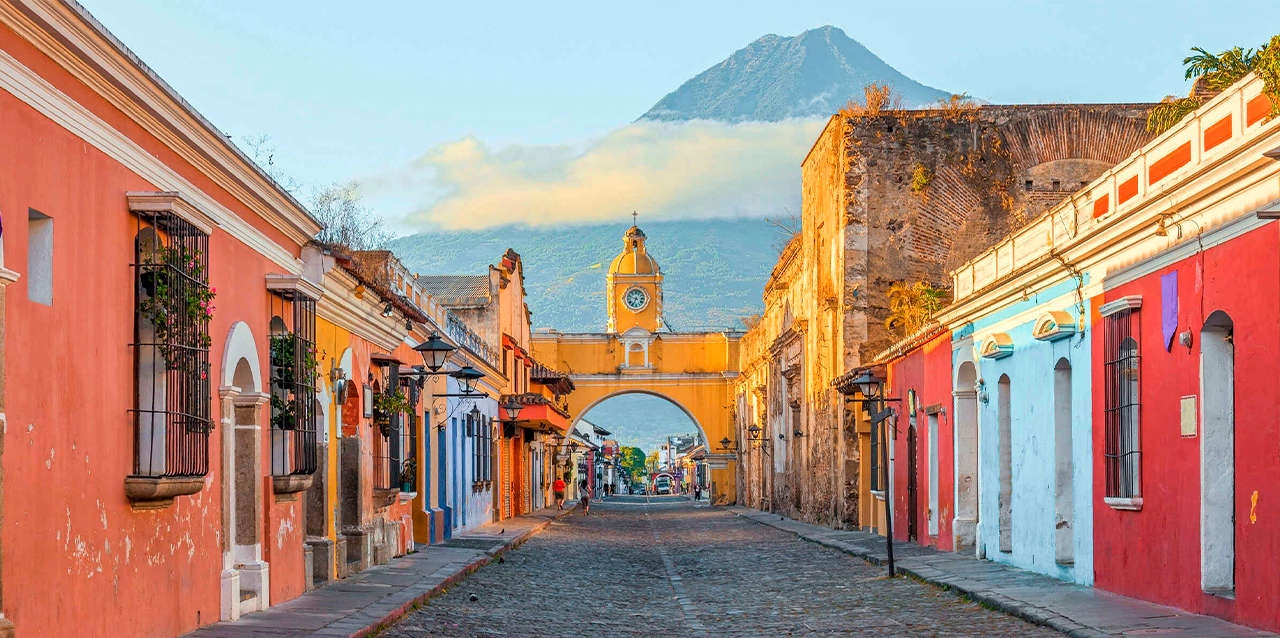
380,494,1065,637
731,506,1278,638
183,504,575,638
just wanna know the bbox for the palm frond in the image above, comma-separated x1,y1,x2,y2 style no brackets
1147,96,1201,134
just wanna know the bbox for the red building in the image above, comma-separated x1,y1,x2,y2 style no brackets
1092,225,1280,629
881,326,956,551
1087,76,1280,630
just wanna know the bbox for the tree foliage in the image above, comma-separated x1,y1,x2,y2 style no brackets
240,134,393,252
619,446,648,477
1148,35,1280,134
885,281,949,336
837,83,904,119
311,181,393,251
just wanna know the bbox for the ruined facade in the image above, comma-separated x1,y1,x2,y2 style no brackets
735,103,1155,529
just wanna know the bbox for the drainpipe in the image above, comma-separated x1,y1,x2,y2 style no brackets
0,260,19,637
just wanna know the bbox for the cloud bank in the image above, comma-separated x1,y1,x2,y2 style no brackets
377,118,827,230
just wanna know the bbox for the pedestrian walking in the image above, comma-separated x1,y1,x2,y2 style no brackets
579,480,591,515
553,476,566,510
694,484,702,501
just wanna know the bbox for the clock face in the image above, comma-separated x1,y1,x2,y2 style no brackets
624,287,648,311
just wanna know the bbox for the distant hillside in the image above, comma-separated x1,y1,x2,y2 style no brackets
641,25,951,122
580,394,702,454
388,219,781,332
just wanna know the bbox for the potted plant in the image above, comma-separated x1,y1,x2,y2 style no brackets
371,389,411,436
400,458,417,492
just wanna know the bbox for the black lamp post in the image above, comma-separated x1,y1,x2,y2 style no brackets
717,436,738,452
413,332,454,373
500,396,525,423
852,369,898,577
450,364,485,395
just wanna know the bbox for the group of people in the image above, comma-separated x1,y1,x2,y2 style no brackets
551,476,593,515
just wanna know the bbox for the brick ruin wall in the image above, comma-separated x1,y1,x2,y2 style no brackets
844,104,1155,363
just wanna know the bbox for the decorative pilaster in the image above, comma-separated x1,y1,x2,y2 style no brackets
0,265,19,638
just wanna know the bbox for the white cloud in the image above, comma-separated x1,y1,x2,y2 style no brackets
371,118,827,230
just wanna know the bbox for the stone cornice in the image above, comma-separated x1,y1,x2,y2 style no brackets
126,191,217,235
318,267,403,351
266,273,324,301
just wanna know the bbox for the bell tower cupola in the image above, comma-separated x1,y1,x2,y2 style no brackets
606,216,663,333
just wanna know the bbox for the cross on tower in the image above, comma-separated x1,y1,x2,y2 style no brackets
632,211,638,226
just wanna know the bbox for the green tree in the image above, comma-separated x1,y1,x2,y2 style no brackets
885,281,949,337
619,446,648,476
1148,35,1280,134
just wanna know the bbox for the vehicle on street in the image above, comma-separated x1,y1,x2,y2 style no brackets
655,476,672,494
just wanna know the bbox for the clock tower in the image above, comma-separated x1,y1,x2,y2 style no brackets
606,222,663,333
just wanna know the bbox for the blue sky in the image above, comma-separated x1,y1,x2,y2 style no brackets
82,1,1280,232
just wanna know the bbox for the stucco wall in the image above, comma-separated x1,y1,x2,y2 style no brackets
1091,224,1280,630
885,331,955,551
961,295,1095,585
0,28,312,636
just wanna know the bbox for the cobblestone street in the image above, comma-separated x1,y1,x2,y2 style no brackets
379,496,1062,637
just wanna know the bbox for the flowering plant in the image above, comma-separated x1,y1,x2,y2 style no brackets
269,332,319,430
138,244,216,373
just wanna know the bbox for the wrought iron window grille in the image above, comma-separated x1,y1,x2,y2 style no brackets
269,291,319,477
1103,308,1142,499
131,210,212,478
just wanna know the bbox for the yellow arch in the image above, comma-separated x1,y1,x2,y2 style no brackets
573,388,709,442
532,330,741,505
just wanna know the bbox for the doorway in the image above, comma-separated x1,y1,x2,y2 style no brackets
1200,310,1234,596
1053,359,1074,565
953,361,979,553
907,416,919,542
997,373,1012,554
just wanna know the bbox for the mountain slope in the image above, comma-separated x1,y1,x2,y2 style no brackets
388,219,782,333
641,25,950,122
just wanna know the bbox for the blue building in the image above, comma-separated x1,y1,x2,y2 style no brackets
941,221,1098,585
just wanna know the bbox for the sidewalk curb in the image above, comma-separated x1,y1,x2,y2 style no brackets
732,509,1104,638
354,505,578,638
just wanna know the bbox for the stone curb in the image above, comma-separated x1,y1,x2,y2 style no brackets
348,505,578,638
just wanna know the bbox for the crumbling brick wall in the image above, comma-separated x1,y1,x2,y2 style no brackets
738,102,1155,531
839,103,1154,364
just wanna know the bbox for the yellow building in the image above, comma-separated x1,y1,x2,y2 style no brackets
532,223,741,504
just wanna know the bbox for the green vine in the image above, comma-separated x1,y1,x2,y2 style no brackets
373,389,412,423
910,163,934,192
138,244,216,373
269,332,318,430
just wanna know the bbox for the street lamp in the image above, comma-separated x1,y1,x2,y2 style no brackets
747,424,764,440
413,332,455,373
500,396,525,422
852,370,882,403
844,368,899,576
450,364,485,395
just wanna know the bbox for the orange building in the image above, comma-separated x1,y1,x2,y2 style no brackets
0,2,329,635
